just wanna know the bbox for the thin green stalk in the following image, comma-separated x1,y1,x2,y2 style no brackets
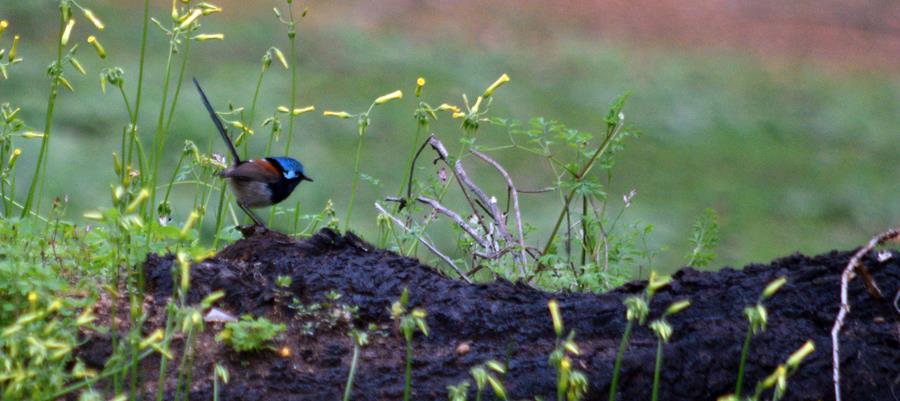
156,303,178,401
212,181,228,248
147,35,180,220
161,152,187,209
213,365,222,401
343,127,365,231
342,342,361,401
244,63,266,159
403,337,414,401
734,327,753,396
284,3,298,156
164,35,192,133
22,13,66,218
608,320,633,401
651,340,664,401
292,200,302,234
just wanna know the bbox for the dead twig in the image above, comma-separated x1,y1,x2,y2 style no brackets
416,195,491,250
470,148,529,279
831,228,900,401
375,202,472,284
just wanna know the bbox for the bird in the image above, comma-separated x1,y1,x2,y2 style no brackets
193,78,312,227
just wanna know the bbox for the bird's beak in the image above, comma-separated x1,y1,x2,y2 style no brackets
302,175,314,182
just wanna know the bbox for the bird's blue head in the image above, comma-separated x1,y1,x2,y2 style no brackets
268,157,312,182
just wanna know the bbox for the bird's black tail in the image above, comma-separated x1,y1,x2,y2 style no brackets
193,78,241,164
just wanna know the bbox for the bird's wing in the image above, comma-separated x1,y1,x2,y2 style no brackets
220,160,281,183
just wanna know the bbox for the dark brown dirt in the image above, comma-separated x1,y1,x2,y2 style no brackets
80,228,899,400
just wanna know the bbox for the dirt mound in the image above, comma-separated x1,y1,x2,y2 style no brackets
93,228,897,400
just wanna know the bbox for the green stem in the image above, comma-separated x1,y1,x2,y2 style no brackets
342,343,361,401
148,34,179,221
403,337,414,401
651,340,664,401
164,35,192,133
284,5,298,156
212,181,228,248
245,63,266,159
156,303,178,401
344,129,364,232
608,320,633,401
735,327,753,396
22,13,66,218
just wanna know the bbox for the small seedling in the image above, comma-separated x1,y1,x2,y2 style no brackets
216,315,285,352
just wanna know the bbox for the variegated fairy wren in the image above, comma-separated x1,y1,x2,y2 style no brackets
193,78,312,227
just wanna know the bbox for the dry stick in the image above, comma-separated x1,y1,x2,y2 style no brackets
469,149,529,279
426,136,494,237
831,228,900,401
375,202,472,284
416,196,491,249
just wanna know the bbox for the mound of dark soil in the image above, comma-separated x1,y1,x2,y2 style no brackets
88,228,898,400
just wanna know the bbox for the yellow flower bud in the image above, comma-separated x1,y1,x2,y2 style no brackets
83,9,105,30
374,90,403,105
761,365,785,389
548,299,562,336
179,8,202,30
48,299,63,312
0,21,8,41
785,340,815,368
198,2,223,15
436,103,460,113
181,211,199,237
139,329,164,349
194,33,224,41
452,112,465,119
9,34,20,61
126,188,150,213
479,360,502,375
8,148,22,168
87,35,106,59
665,300,691,316
761,276,787,299
323,111,352,119
27,291,38,303
69,57,86,75
415,77,425,97
59,76,75,92
61,18,75,46
277,106,291,113
291,105,315,116
271,47,289,69
483,73,510,97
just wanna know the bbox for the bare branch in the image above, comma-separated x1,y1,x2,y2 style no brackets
831,228,900,401
375,202,472,284
470,149,529,279
416,195,491,249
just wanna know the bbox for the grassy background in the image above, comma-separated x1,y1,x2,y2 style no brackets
1,0,897,275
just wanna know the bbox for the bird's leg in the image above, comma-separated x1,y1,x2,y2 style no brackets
238,203,267,228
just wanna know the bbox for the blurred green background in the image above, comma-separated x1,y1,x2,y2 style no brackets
1,0,897,274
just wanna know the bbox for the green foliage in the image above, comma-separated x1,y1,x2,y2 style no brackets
734,276,788,397
217,315,286,353
0,297,94,400
686,208,719,267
